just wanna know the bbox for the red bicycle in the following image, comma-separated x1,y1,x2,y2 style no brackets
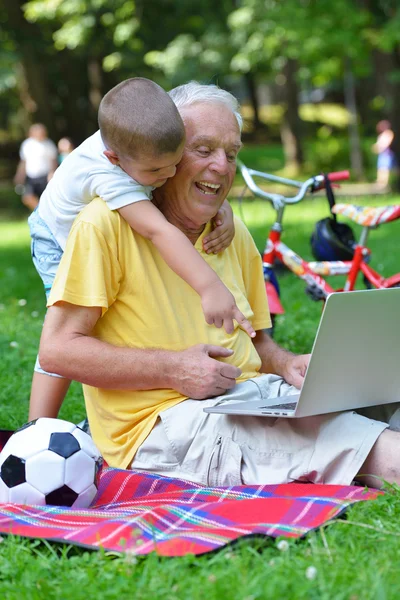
237,160,400,328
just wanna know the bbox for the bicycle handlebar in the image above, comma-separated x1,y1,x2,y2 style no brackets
237,159,350,209
326,170,350,183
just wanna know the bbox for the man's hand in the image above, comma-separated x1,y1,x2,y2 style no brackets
202,200,235,254
170,344,242,399
279,353,311,390
201,279,255,338
252,329,310,389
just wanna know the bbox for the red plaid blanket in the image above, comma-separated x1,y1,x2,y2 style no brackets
0,465,380,556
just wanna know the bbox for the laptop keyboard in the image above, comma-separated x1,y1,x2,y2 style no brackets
259,401,298,411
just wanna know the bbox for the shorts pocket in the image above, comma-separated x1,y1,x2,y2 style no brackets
31,236,63,263
133,417,180,472
207,435,243,487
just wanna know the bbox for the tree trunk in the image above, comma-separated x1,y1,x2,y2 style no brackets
386,52,400,190
244,72,263,131
88,57,104,116
383,50,400,157
279,58,303,174
2,0,57,138
2,0,103,143
343,58,364,180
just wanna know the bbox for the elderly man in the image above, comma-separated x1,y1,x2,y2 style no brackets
39,82,400,489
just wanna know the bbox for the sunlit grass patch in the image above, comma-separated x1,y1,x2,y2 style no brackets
0,220,30,247
241,102,351,130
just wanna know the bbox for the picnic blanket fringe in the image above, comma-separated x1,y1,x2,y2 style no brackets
0,465,381,557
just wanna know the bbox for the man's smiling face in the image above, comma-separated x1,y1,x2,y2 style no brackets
160,101,242,230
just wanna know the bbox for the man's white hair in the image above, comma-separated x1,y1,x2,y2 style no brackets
169,81,243,131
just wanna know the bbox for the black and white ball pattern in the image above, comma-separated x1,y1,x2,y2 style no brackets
0,418,102,507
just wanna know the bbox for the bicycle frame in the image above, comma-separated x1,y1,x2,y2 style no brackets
237,160,400,316
263,211,400,316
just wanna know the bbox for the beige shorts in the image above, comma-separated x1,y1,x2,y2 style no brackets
131,374,396,486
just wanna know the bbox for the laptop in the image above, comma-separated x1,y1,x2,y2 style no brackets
204,288,400,418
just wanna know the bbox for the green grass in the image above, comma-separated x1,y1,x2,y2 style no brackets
1,192,400,598
0,220,85,428
0,184,28,221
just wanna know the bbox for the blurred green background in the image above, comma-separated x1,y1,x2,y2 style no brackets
1,0,400,211
1,3,400,592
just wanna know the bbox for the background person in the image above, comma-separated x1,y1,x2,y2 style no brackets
372,119,398,188
14,123,58,211
38,82,400,490
57,137,74,164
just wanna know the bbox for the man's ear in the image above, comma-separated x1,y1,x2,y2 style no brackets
103,150,119,165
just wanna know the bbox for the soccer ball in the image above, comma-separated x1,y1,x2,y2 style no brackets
0,418,102,507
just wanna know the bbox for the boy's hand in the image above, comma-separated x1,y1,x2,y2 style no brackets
203,200,235,254
201,280,256,338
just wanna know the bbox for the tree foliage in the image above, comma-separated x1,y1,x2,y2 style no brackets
0,0,399,171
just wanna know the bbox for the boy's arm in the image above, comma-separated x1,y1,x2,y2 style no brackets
118,201,255,337
203,199,235,254
87,169,150,210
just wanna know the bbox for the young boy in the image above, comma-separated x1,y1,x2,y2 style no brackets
28,77,254,421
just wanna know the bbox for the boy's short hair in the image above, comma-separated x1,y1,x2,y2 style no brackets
98,78,185,158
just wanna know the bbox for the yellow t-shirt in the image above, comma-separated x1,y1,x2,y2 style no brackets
49,198,272,468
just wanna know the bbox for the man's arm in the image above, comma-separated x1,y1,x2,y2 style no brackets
39,301,241,398
252,329,310,389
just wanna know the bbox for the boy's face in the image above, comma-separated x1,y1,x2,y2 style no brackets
109,142,185,188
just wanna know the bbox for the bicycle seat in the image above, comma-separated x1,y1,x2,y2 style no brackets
332,203,400,226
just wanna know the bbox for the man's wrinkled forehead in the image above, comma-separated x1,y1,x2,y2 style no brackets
180,104,242,146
